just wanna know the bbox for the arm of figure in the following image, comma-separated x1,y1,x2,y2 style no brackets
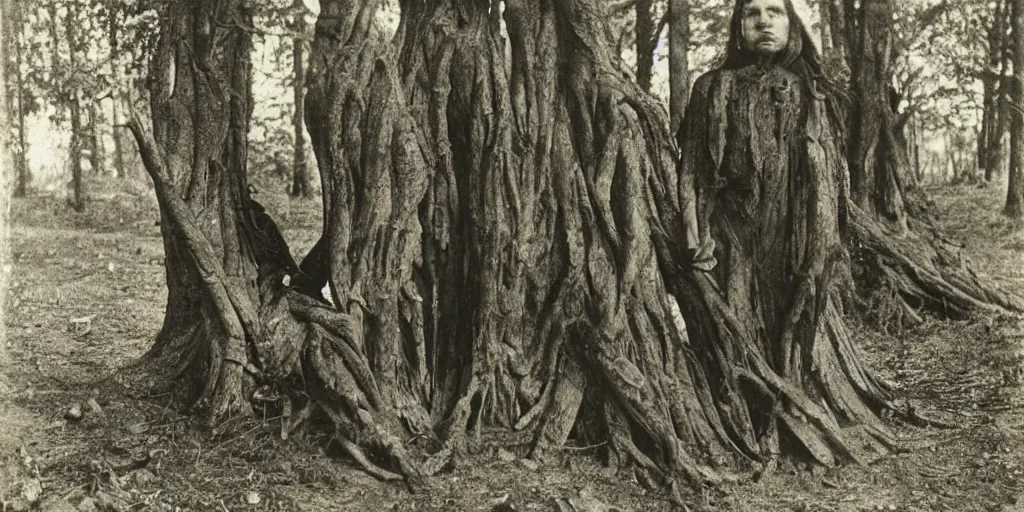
677,74,718,272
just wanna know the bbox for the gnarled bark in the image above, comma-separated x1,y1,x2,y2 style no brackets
257,0,931,488
121,0,263,421
128,0,1021,495
843,0,1022,324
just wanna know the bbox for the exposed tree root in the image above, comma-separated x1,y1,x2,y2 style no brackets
850,205,1024,330
126,0,1008,493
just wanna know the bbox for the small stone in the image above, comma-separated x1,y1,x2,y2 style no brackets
65,405,83,421
6,498,30,512
85,399,103,415
107,262,115,272
72,498,97,512
21,478,42,503
245,492,260,505
497,448,516,462
39,497,76,512
519,459,538,471
94,492,119,512
131,469,155,487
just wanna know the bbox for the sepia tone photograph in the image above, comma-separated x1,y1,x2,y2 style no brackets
1,0,1024,510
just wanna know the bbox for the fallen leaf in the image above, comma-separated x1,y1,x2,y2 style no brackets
245,491,260,505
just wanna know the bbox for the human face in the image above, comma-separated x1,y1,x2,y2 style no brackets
741,0,790,56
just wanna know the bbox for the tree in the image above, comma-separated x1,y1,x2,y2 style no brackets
3,0,29,196
289,0,311,198
86,102,106,175
668,0,690,132
0,0,11,358
64,3,87,210
126,0,1024,493
1008,0,1024,217
979,0,1010,183
636,0,655,92
848,0,908,230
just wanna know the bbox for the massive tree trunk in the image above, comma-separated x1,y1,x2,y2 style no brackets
125,0,1024,494
847,0,906,231
271,0,1006,488
289,0,311,198
668,0,690,132
1009,0,1024,218
124,0,265,420
838,0,1022,327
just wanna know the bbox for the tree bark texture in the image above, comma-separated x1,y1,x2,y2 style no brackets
3,0,27,196
112,95,127,179
847,0,907,231
87,102,105,176
127,0,1024,492
635,0,655,93
123,0,268,421
668,0,690,132
68,95,85,210
290,0,311,198
260,0,1004,487
1008,0,1024,217
981,0,1009,181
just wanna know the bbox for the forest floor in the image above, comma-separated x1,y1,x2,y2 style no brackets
3,177,1024,511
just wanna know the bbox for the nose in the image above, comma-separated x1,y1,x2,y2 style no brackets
755,13,771,28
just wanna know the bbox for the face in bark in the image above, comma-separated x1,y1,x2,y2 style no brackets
740,0,790,56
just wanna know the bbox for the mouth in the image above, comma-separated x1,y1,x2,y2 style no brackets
755,34,777,45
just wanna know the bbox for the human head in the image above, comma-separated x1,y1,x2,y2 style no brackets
722,0,814,69
741,0,790,57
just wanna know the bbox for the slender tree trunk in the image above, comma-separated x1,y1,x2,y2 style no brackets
912,119,922,182
68,97,85,210
87,102,105,176
833,0,853,71
64,8,85,211
14,3,26,196
1007,0,1024,217
1,0,26,196
0,0,11,358
668,0,690,132
980,81,993,173
112,95,127,179
635,0,655,92
818,0,831,54
290,0,311,198
985,0,1008,182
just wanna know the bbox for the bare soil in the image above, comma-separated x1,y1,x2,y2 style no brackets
3,179,1024,511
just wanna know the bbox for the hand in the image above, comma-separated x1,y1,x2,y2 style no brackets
683,242,717,273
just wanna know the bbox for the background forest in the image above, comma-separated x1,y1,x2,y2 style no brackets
2,0,1018,205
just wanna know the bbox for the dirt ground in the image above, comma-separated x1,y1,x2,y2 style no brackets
2,179,1024,511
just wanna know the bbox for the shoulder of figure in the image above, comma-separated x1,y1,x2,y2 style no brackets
691,71,724,101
